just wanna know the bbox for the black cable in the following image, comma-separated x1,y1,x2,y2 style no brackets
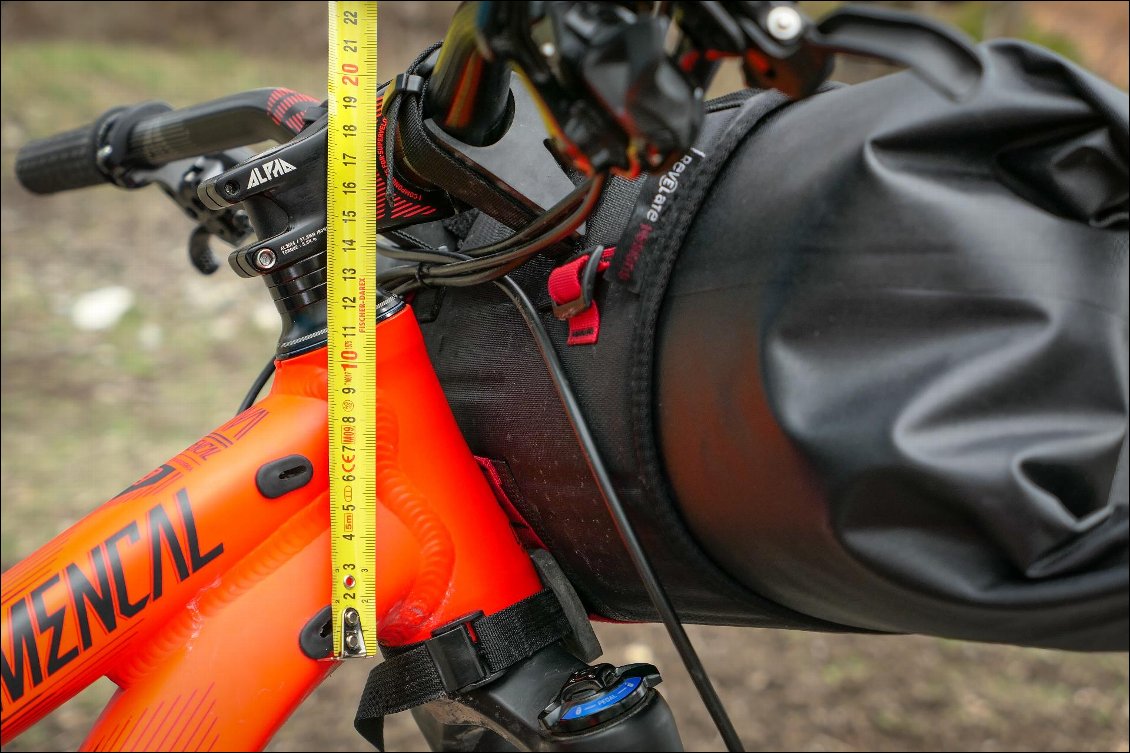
238,358,276,413
427,255,531,287
438,175,598,262
427,175,604,278
492,276,746,753
377,176,604,291
377,239,464,264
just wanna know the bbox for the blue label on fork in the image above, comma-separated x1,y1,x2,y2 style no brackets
561,676,642,720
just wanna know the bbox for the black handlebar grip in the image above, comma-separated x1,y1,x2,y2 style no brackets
15,120,111,195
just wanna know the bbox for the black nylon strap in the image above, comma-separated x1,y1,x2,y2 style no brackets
354,589,571,750
382,45,440,216
585,174,644,246
398,82,536,233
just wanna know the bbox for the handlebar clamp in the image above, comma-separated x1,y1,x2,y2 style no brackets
199,117,329,279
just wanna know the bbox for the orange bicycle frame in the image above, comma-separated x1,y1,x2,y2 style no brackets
0,306,543,750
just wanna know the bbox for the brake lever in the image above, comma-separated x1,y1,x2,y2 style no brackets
123,150,255,275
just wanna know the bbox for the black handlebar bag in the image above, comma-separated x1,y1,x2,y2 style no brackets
414,40,1129,651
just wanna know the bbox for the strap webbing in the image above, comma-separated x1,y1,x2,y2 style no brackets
548,247,616,345
354,589,572,750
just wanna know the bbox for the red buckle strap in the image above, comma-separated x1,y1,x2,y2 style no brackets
547,246,615,345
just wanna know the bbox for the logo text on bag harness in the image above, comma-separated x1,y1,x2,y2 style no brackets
642,148,706,224
611,146,706,292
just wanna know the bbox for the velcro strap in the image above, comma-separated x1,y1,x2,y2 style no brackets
547,246,615,346
354,589,571,750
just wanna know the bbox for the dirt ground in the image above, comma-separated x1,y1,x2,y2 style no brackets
1,3,1127,752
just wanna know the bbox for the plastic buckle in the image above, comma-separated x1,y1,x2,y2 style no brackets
426,611,489,693
551,246,606,320
551,291,592,320
381,74,426,117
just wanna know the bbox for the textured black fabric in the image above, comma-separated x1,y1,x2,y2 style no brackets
441,208,479,242
658,40,1128,649
586,174,644,246
354,590,571,751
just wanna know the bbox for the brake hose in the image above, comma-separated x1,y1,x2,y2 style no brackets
238,358,277,413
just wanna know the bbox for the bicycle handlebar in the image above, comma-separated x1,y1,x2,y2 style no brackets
16,88,317,195
15,120,113,194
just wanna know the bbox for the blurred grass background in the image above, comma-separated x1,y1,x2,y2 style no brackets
0,2,1126,751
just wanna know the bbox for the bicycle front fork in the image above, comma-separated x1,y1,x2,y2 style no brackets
413,645,684,752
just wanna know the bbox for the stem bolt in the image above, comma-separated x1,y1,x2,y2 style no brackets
256,248,277,269
766,6,804,42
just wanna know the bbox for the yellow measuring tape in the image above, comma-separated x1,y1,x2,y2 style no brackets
327,0,378,659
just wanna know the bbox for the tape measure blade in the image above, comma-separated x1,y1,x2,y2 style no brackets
327,0,379,660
